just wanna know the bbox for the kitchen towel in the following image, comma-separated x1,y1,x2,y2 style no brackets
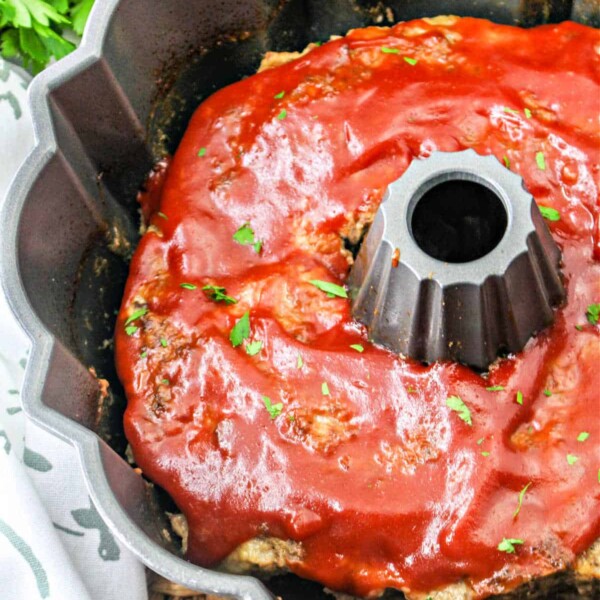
0,57,147,600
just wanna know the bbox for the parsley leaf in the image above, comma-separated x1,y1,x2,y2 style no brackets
202,285,237,305
296,354,304,369
197,147,207,157
262,395,283,419
543,389,552,397
160,338,168,348
503,155,510,169
513,482,532,518
538,205,560,221
503,107,519,114
233,223,262,254
277,109,287,120
321,382,330,396
486,385,504,392
577,432,590,442
586,303,600,325
566,454,578,465
481,451,490,457
70,0,94,36
125,325,138,336
516,390,523,405
381,46,399,54
180,283,197,290
157,211,168,220
245,340,263,356
125,307,148,326
524,108,532,119
403,56,418,66
498,538,524,554
274,90,285,99
309,279,348,298
0,0,92,73
230,311,250,347
350,344,364,353
535,151,546,171
445,395,472,426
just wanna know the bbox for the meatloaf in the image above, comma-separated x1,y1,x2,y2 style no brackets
116,16,600,599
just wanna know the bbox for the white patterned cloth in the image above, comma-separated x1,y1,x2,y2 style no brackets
0,58,147,600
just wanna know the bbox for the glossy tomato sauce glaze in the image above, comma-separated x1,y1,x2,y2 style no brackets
116,17,600,598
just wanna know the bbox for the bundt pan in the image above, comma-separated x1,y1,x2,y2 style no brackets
1,1,598,599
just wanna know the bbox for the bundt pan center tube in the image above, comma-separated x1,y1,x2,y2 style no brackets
1,0,598,599
349,150,565,369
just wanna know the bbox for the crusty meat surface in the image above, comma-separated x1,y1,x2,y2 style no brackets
116,16,600,599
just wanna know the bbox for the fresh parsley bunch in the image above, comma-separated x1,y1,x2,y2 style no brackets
0,0,94,73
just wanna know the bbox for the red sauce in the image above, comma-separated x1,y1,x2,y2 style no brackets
116,17,600,598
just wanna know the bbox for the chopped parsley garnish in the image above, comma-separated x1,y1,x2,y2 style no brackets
202,285,237,305
586,303,600,325
481,451,490,457
161,378,170,386
403,57,418,66
125,307,148,326
575,324,583,331
503,155,510,169
197,147,207,157
157,211,168,220
503,107,519,114
535,151,546,171
262,395,283,419
543,389,552,397
566,454,578,465
524,108,532,119
406,386,417,394
445,395,472,426
516,391,523,405
233,223,262,254
538,205,560,221
477,438,484,445
180,283,197,290
277,109,287,120
513,482,532,518
381,46,399,54
140,351,148,358
350,344,364,353
125,325,138,336
230,312,250,347
245,340,263,356
309,279,348,298
160,338,168,348
577,432,590,442
486,385,504,392
322,382,330,396
297,354,304,369
274,90,285,99
498,538,524,554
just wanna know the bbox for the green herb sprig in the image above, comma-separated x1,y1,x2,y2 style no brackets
0,0,94,73
445,395,472,426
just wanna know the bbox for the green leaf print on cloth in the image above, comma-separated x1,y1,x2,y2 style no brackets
0,430,11,455
0,517,50,598
23,447,53,472
71,499,120,561
0,91,22,119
